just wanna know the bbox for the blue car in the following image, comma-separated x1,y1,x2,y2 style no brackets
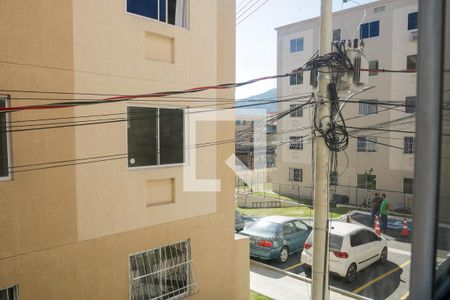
240,215,312,263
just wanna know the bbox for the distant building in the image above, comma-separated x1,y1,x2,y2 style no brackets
0,1,248,299
273,0,417,210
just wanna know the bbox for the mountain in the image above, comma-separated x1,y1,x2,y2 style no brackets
236,88,277,115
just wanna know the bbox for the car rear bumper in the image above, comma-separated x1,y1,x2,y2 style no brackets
250,246,280,260
301,251,350,277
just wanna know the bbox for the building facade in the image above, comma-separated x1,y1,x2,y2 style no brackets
273,0,418,210
0,1,249,299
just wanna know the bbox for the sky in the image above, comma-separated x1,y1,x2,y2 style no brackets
235,0,378,99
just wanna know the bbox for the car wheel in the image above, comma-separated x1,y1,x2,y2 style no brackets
345,263,357,283
379,247,388,265
278,246,289,263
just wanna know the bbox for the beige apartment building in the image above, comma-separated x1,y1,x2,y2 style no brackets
0,1,249,299
273,0,417,210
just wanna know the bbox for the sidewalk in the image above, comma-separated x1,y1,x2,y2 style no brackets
250,261,369,300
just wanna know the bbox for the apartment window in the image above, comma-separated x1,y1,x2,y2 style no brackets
290,38,304,52
0,97,10,178
289,168,302,182
129,240,196,300
289,136,303,150
405,96,416,113
290,72,303,85
369,60,379,76
407,55,417,70
360,20,380,39
404,136,415,154
127,0,188,28
373,6,385,13
357,136,377,152
310,68,318,87
408,12,418,30
290,104,303,117
330,171,338,185
0,285,18,300
128,107,184,168
333,29,341,42
403,178,414,194
357,174,376,189
358,99,378,115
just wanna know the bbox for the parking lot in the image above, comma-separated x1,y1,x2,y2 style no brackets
249,212,412,300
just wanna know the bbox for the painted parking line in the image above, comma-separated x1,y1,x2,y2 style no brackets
389,248,411,256
284,262,303,271
352,260,411,294
400,291,409,300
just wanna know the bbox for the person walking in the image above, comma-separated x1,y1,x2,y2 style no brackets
370,192,381,226
379,193,389,232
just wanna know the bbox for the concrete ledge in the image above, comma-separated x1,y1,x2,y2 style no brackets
250,260,372,300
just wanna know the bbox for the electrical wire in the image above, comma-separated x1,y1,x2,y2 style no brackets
236,0,271,26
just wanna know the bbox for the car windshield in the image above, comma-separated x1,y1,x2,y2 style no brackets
246,220,280,235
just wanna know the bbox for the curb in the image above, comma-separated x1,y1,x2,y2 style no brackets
250,260,372,300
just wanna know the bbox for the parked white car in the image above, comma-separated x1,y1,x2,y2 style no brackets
301,222,388,283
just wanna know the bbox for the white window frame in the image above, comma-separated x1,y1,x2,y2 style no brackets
0,285,19,300
126,104,188,171
332,28,341,42
128,240,196,300
290,38,304,53
125,0,190,29
289,104,303,117
0,95,12,181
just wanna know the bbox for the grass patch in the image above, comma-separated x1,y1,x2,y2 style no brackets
251,291,273,300
237,206,349,219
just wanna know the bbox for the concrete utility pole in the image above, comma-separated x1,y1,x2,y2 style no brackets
311,0,332,299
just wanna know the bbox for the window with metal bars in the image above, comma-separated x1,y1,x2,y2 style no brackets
288,168,302,182
358,99,378,115
357,174,377,189
332,29,341,42
357,136,377,152
369,60,379,76
404,136,415,154
403,178,414,194
129,240,197,300
127,0,189,28
289,136,303,150
405,96,416,113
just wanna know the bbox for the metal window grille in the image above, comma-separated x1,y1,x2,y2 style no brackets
289,104,303,117
330,171,338,185
404,137,415,154
405,96,416,113
357,174,376,189
357,136,377,152
358,99,378,115
289,136,303,150
369,60,379,76
289,168,302,182
129,240,198,300
332,29,341,42
0,285,19,300
403,178,414,194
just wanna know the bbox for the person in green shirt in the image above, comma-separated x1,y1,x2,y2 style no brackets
379,193,389,231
